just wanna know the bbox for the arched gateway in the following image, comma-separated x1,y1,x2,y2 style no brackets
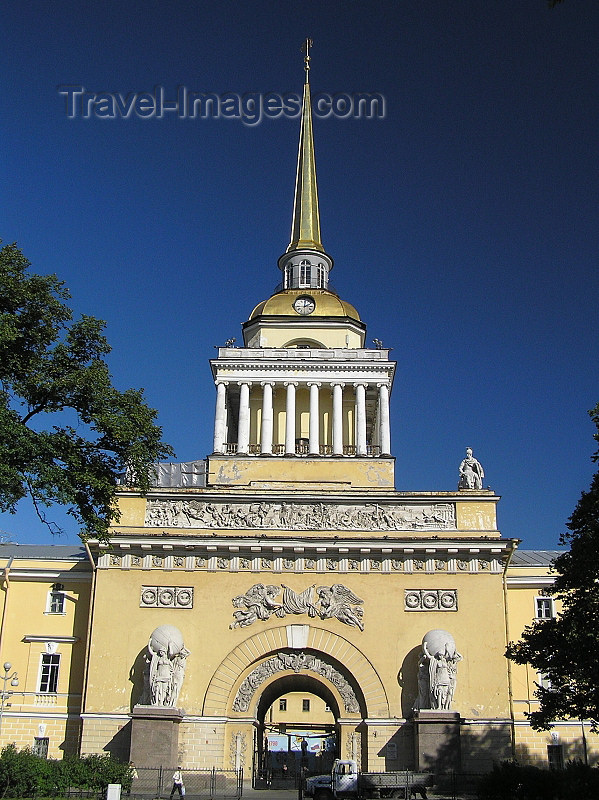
204,625,388,783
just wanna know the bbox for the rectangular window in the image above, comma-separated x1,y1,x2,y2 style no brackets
537,672,552,690
547,744,564,770
535,597,554,619
302,699,310,712
33,738,49,758
49,592,65,614
299,262,311,287
279,699,287,712
317,264,325,288
39,654,60,693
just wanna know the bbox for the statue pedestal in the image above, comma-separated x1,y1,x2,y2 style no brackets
412,710,461,772
130,705,184,768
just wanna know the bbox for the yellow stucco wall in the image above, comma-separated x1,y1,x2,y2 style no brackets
0,554,91,758
206,455,395,490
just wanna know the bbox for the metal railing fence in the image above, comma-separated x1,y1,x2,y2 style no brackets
128,766,243,800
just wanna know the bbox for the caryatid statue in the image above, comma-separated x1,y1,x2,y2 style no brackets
146,625,190,708
417,629,462,711
458,447,485,490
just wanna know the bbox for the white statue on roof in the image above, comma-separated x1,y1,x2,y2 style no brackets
458,447,484,489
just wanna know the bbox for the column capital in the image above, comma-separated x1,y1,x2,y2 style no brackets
215,379,229,386
307,381,322,388
284,381,299,388
354,382,368,389
237,380,251,387
331,382,345,389
376,382,390,390
260,381,275,388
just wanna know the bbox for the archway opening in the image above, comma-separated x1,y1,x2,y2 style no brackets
255,674,340,788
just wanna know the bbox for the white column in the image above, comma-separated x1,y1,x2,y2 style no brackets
260,382,274,455
285,382,297,455
378,382,391,456
332,382,344,456
213,381,228,454
308,382,320,455
355,383,367,456
237,381,251,455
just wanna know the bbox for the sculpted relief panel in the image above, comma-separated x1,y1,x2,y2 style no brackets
232,651,360,713
140,586,194,608
144,499,456,532
231,583,364,630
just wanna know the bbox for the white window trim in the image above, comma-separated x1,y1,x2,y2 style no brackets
535,596,555,619
37,652,61,694
45,589,66,615
536,671,552,690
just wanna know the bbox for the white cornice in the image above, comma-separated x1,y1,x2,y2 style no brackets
92,536,511,552
505,576,556,587
8,569,92,582
23,635,80,643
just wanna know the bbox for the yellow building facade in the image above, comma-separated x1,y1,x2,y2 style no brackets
0,52,596,777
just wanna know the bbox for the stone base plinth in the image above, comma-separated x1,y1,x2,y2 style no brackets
130,705,184,768
413,710,461,773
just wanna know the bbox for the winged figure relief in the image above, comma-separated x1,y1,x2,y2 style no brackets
230,583,284,629
316,584,365,631
230,582,364,630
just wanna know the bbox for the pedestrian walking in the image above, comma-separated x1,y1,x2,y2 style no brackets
170,767,185,799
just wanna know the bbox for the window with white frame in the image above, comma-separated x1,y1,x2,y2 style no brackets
537,672,552,690
33,738,49,758
299,260,311,287
39,653,60,693
47,583,65,614
535,596,555,619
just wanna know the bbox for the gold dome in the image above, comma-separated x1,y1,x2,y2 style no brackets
248,289,361,321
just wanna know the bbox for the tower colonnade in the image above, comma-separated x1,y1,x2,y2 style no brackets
212,375,392,458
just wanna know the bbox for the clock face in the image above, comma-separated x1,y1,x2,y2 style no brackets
293,295,316,315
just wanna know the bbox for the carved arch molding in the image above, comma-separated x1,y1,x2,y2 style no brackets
203,625,389,718
233,650,359,713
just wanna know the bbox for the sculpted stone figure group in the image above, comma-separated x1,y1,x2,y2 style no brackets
230,583,364,630
417,629,462,712
145,498,455,532
141,625,190,708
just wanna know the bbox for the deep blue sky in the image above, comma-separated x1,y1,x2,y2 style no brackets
1,1,598,549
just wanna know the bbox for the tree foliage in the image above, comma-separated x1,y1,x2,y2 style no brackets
506,403,599,730
0,241,173,541
0,744,134,796
477,760,599,800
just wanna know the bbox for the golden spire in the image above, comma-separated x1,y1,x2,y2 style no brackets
286,38,325,254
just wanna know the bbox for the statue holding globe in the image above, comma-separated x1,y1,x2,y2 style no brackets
419,630,462,711
145,625,190,708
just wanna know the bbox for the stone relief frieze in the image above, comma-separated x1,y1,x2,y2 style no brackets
232,651,360,713
404,589,457,612
140,586,194,608
231,583,364,631
144,499,456,532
